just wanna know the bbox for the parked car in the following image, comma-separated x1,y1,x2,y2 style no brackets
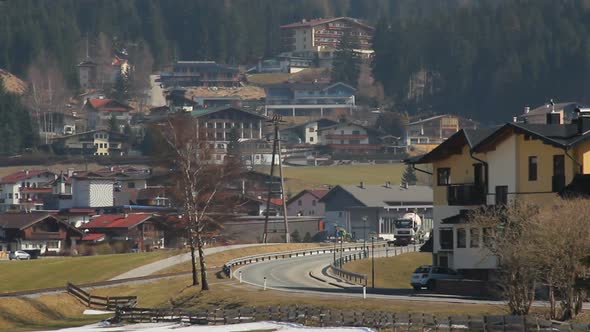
9,250,31,260
410,265,461,290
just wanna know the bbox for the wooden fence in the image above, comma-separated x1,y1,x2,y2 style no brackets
113,305,590,331
66,282,137,311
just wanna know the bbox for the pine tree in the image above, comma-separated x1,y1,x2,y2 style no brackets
401,164,417,186
331,31,361,87
112,69,130,101
226,126,241,159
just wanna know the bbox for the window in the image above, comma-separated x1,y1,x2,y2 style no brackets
310,137,314,142
470,228,480,248
439,229,453,250
437,168,451,186
352,130,360,135
312,200,316,206
47,241,59,249
528,156,538,181
127,182,135,189
14,193,18,199
456,228,466,248
8,193,12,199
298,200,302,206
495,186,508,205
309,127,315,133
338,211,343,217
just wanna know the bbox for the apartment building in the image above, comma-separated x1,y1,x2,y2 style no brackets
192,107,267,162
318,121,381,154
408,108,590,279
0,170,56,212
280,17,374,60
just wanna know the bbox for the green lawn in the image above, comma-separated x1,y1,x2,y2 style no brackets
0,250,183,293
343,252,432,289
257,164,406,195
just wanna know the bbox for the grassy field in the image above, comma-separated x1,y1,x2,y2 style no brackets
0,250,183,293
256,164,406,195
153,243,327,275
344,252,432,289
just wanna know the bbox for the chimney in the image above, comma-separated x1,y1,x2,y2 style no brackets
359,181,364,189
513,116,518,123
24,169,29,175
67,168,74,177
524,106,530,114
575,108,590,134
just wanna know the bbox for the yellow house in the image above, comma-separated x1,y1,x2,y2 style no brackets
409,108,590,279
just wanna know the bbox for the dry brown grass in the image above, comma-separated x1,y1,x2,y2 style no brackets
344,252,432,289
0,293,108,332
0,69,27,95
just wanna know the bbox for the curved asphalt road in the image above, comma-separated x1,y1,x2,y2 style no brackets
234,249,590,308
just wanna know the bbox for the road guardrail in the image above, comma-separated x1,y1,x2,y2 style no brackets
222,242,388,277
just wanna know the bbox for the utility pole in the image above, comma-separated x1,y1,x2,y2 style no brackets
262,114,289,243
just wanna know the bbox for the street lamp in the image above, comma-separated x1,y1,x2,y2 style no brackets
333,224,337,264
368,233,376,289
362,216,368,256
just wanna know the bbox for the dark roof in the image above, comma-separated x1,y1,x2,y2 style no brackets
173,61,238,74
319,184,432,207
191,107,267,120
472,123,590,151
266,82,356,93
280,17,374,31
0,213,84,236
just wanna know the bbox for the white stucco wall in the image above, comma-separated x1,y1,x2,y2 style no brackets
486,134,517,205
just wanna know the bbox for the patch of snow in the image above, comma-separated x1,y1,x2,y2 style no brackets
82,309,114,315
44,321,376,332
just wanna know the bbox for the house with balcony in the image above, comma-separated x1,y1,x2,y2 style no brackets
51,129,128,156
408,108,590,279
264,82,356,122
0,170,57,212
80,213,167,252
84,98,133,131
319,182,433,240
0,212,84,256
159,61,240,88
318,121,381,155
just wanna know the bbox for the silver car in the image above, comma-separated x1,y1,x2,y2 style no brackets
9,250,31,260
411,265,461,290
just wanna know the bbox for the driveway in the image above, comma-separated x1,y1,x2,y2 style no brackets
110,244,266,280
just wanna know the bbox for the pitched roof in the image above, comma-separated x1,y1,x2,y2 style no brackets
287,189,329,205
86,98,133,112
0,213,84,236
523,102,583,117
280,17,374,31
0,170,55,184
191,107,267,120
173,61,239,74
266,81,356,93
320,184,432,207
81,213,154,229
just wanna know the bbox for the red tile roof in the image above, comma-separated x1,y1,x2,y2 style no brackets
82,214,153,229
0,170,54,184
269,198,283,206
81,233,105,241
87,98,133,112
309,189,329,199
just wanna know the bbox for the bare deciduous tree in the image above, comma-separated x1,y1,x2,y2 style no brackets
470,200,541,315
157,114,239,290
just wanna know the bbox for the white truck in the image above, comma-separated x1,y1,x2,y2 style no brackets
391,212,428,246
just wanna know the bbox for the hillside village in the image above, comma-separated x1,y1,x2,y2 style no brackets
2,7,590,331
